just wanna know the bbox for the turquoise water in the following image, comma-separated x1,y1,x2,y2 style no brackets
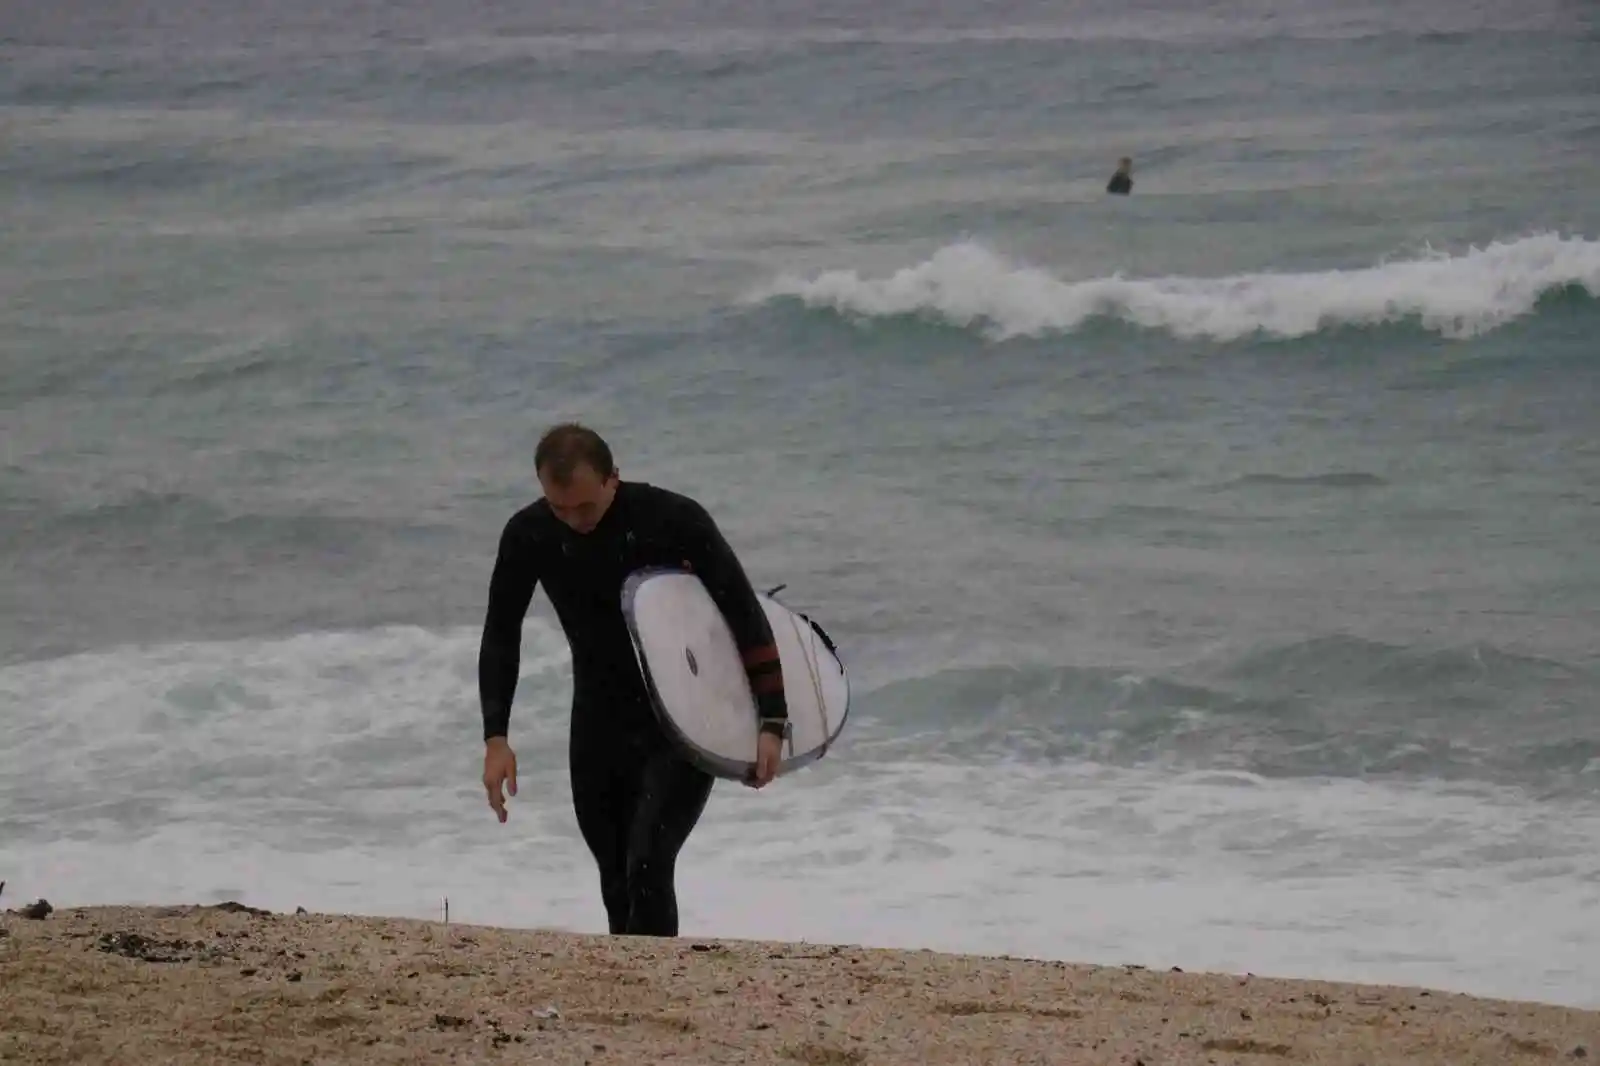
3,0,1599,1005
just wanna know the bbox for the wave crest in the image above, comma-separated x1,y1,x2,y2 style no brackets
747,233,1600,342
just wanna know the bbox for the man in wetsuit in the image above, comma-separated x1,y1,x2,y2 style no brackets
476,422,788,937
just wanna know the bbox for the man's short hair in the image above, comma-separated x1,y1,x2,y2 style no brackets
535,422,616,485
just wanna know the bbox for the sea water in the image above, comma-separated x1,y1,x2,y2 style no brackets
3,0,1599,1008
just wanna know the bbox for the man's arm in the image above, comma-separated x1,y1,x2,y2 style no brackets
672,497,788,730
478,514,542,742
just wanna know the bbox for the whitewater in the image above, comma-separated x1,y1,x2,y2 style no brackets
5,618,1600,1008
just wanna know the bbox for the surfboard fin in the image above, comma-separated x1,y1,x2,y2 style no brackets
800,612,840,656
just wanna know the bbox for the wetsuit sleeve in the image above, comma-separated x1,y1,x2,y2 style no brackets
672,499,788,724
478,515,542,742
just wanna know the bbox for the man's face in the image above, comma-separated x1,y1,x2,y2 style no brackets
539,462,618,534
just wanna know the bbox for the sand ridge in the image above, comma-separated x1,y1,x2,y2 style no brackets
1,902,1595,1064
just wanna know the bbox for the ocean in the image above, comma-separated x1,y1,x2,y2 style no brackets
3,0,1599,1009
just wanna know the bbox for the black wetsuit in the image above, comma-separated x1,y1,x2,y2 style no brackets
1106,171,1132,195
477,480,787,936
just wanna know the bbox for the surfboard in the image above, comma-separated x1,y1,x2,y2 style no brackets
621,567,849,782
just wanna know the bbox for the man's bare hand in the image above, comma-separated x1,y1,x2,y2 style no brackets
483,738,519,822
747,730,782,789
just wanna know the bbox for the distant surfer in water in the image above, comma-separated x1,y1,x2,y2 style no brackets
476,422,788,937
1107,157,1133,195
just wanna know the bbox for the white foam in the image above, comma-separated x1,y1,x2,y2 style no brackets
3,628,1598,1008
748,233,1600,341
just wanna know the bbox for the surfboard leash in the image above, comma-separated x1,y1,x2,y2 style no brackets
784,610,829,757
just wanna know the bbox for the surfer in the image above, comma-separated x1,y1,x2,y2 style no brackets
1106,157,1133,195
476,422,789,937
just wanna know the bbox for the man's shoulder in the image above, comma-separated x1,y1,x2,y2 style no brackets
500,498,558,546
624,480,710,521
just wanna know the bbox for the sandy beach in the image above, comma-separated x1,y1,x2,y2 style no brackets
1,900,1594,1065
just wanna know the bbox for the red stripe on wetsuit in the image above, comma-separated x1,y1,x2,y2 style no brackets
743,642,784,697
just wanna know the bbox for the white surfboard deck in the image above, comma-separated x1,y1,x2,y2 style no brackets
621,567,849,782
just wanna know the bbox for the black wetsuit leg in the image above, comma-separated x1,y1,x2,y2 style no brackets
569,699,715,937
569,730,638,934
622,745,715,935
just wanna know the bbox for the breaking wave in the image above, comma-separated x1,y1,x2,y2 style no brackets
748,233,1600,342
